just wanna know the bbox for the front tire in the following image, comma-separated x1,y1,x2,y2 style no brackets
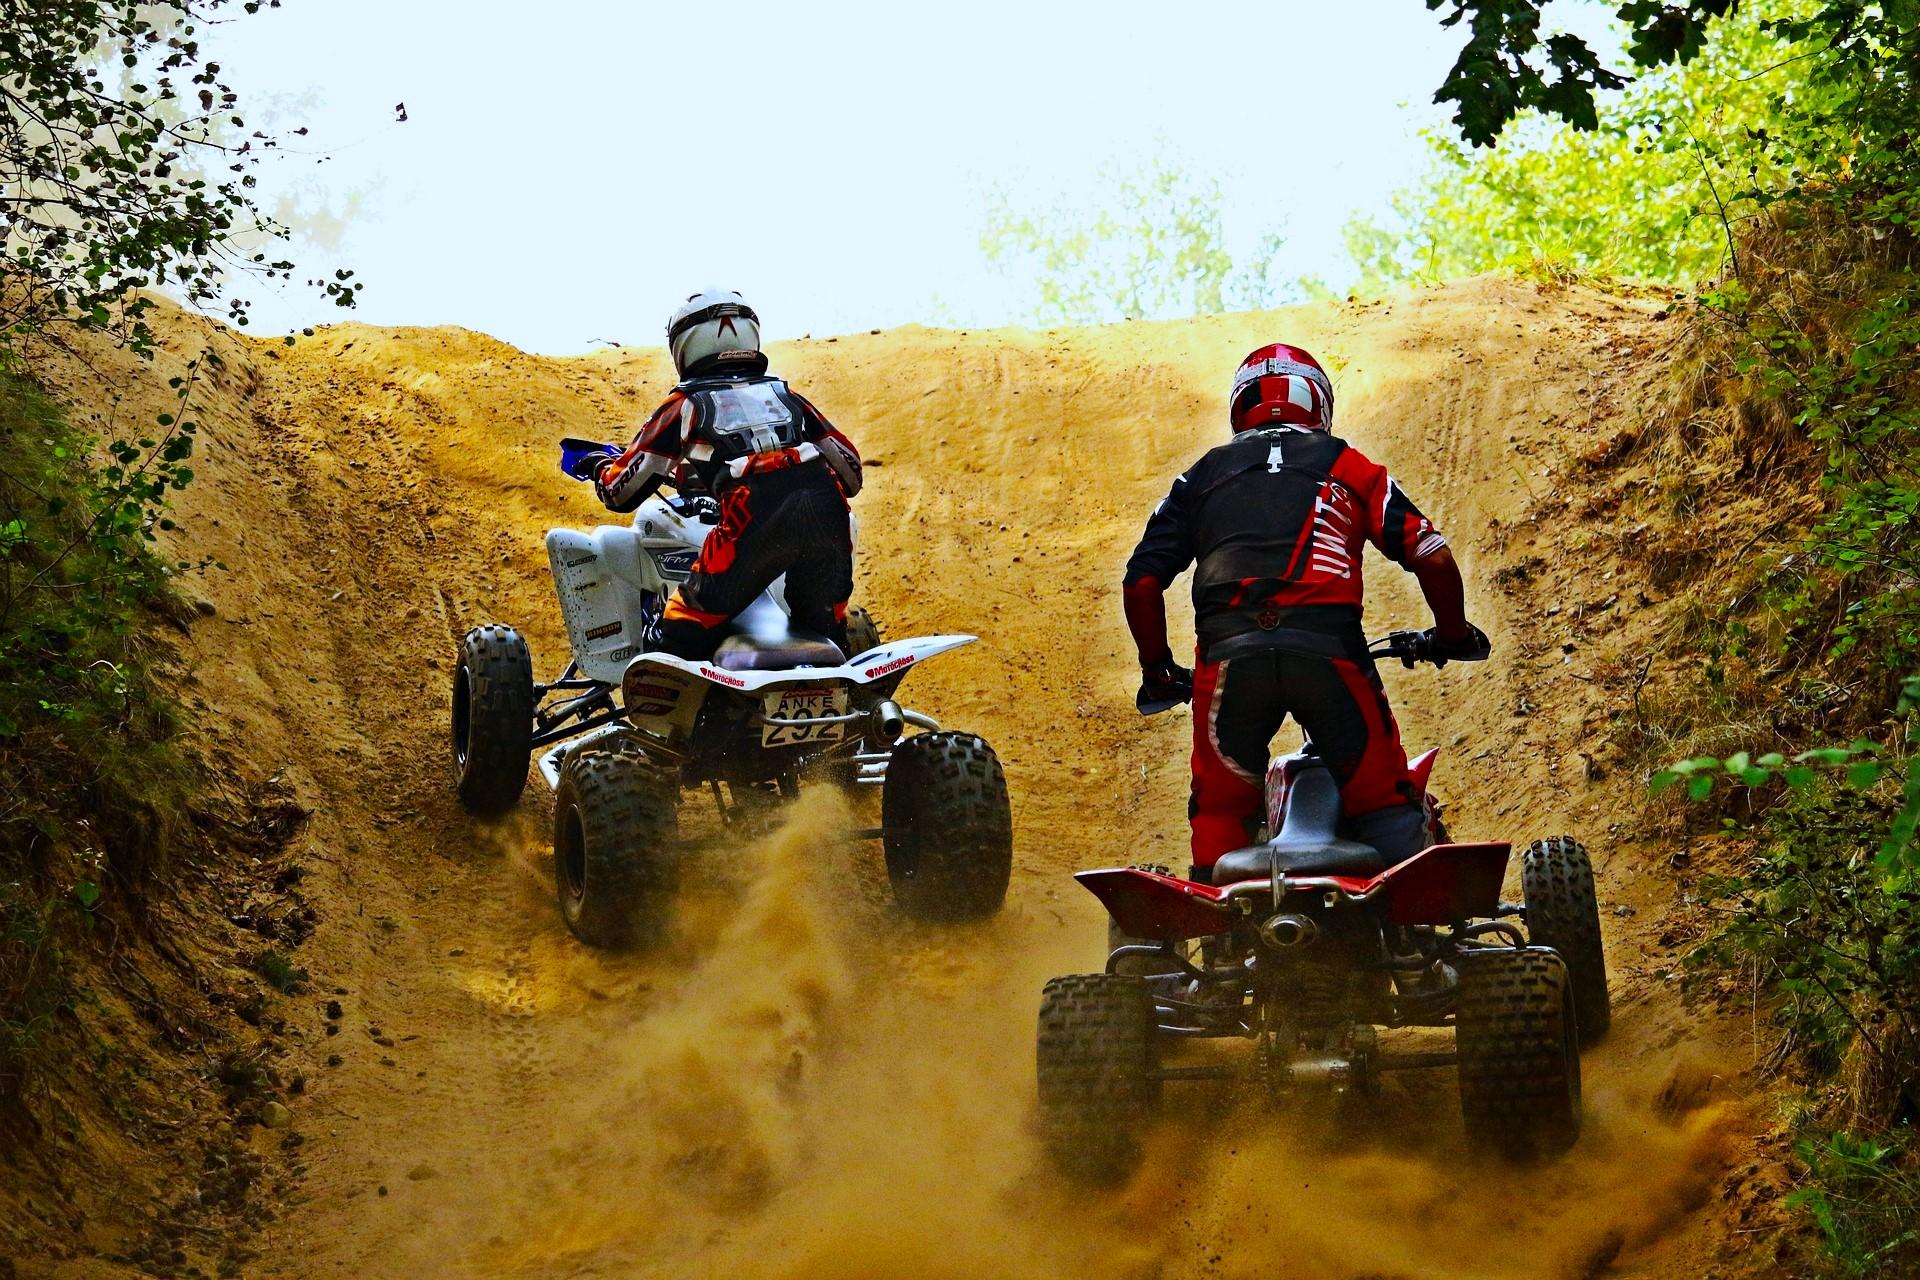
452,625,534,815
1036,973,1159,1184
1455,947,1582,1159
881,731,1013,920
552,745,679,949
1522,837,1610,1045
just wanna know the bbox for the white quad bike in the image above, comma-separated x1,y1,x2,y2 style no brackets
448,438,1014,948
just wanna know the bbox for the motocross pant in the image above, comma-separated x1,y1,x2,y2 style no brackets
655,459,853,661
1189,647,1425,872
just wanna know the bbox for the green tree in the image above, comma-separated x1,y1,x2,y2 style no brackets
1351,4,1806,288
981,156,1289,325
1424,0,1740,146
0,0,360,359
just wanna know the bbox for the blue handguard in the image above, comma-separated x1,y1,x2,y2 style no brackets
559,437,619,481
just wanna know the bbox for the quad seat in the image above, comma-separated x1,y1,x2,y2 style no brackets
710,631,846,672
1210,763,1385,884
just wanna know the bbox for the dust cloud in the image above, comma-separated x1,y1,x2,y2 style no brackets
362,792,1734,1280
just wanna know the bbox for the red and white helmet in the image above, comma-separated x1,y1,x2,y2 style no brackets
1229,343,1334,433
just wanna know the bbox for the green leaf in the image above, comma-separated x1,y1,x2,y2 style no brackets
1846,761,1885,788
1688,774,1715,801
1797,748,1854,767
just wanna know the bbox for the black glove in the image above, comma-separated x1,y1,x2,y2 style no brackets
1136,656,1194,715
1423,622,1492,668
678,493,721,523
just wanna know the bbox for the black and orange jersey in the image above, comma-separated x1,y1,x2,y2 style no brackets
1124,427,1445,654
595,373,862,512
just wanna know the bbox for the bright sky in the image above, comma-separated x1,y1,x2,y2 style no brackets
205,0,1617,354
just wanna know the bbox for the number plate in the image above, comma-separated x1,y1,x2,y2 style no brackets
760,686,850,747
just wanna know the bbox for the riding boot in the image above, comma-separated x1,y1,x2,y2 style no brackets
1351,802,1428,866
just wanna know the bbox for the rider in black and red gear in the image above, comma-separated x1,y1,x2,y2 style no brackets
1122,343,1489,883
582,289,863,660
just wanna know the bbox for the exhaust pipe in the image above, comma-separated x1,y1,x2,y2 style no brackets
870,699,905,743
1258,913,1318,950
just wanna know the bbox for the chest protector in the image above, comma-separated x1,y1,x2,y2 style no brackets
682,375,809,465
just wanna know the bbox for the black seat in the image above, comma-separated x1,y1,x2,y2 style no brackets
710,631,846,672
1210,762,1385,884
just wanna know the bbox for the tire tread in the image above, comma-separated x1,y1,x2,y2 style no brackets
1522,836,1611,1044
454,624,534,814
1455,947,1582,1158
553,743,678,948
881,731,1013,919
1036,973,1158,1182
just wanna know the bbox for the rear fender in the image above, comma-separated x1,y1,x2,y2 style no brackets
622,634,977,695
1367,841,1510,925
1075,867,1235,942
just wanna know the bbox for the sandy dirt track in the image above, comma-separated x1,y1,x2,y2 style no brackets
32,278,1755,1279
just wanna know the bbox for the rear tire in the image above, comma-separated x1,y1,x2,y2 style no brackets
1036,973,1159,1184
1455,947,1582,1159
552,745,679,949
844,605,882,659
1522,837,1611,1045
881,731,1012,920
843,605,894,716
1108,917,1188,977
452,625,534,815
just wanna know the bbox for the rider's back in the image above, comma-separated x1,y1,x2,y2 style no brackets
1133,426,1443,658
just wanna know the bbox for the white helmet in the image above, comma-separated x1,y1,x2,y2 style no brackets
666,288,765,379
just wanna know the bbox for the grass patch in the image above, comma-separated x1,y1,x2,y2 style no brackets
0,367,197,1098
252,950,308,996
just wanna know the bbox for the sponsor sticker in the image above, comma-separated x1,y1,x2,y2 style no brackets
564,553,599,568
700,666,748,688
864,654,915,679
585,620,623,641
626,682,680,702
628,702,676,718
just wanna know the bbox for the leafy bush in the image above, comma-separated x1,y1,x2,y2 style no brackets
0,369,197,1093
1,0,355,1095
1789,1130,1920,1277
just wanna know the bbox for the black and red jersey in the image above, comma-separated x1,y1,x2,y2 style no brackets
1124,427,1445,657
597,373,862,513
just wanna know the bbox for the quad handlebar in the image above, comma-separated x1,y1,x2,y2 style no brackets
1369,626,1493,670
1137,626,1491,717
557,437,716,520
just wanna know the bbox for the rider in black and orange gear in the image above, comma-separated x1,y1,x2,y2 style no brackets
584,289,862,660
1122,343,1489,882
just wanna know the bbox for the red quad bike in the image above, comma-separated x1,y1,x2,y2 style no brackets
1035,630,1610,1183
